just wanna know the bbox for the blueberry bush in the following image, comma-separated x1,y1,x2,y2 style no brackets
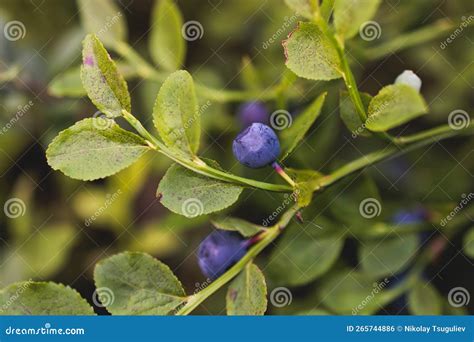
0,0,473,315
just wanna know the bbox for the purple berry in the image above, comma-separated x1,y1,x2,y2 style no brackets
232,123,280,168
391,208,428,225
238,101,268,127
198,230,247,280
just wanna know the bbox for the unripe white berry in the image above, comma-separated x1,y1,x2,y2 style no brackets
395,70,422,92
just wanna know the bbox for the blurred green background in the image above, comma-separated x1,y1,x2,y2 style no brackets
0,0,473,315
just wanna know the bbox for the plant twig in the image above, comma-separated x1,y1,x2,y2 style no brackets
363,16,474,61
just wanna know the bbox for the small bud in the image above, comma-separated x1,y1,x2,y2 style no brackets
394,70,422,92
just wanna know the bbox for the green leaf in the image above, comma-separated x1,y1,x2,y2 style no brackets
284,0,318,19
319,269,393,314
14,224,76,279
463,227,474,258
46,118,149,181
49,67,87,97
281,92,327,160
286,168,324,207
366,84,428,132
149,0,186,71
153,70,200,156
321,0,335,21
283,22,342,81
77,0,127,46
81,34,131,118
226,263,267,315
408,281,442,315
359,234,419,278
267,218,344,286
212,216,263,237
0,282,94,315
94,252,186,315
49,62,138,98
157,164,243,217
329,174,381,226
339,90,373,137
334,0,381,39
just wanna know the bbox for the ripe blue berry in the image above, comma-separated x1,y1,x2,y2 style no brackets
395,70,422,92
198,230,247,280
391,208,428,225
232,123,280,168
238,101,269,127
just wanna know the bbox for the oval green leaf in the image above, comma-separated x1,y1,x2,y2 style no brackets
463,227,474,258
81,34,131,118
212,216,263,237
157,164,243,217
50,62,138,98
153,70,200,156
408,281,442,315
359,234,419,278
94,252,186,315
6,224,76,280
77,0,127,46
226,263,267,315
340,90,373,137
366,84,428,132
46,118,150,181
334,0,381,39
0,282,94,315
149,0,186,71
319,270,394,314
281,92,327,160
267,218,344,286
284,0,318,19
283,22,342,81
